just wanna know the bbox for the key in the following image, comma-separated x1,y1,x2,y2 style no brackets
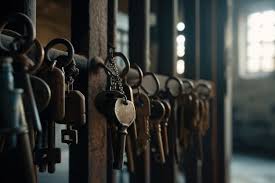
47,120,61,173
161,100,171,156
95,90,136,169
123,84,136,172
150,99,166,164
134,92,151,155
36,56,65,173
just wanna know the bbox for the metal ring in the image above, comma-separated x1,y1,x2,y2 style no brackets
0,13,35,54
44,38,74,67
28,39,45,74
165,76,183,97
106,51,130,78
1,30,43,73
129,63,143,89
142,72,160,97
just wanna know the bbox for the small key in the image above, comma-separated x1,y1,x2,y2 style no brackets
134,92,151,155
150,99,166,164
160,100,171,156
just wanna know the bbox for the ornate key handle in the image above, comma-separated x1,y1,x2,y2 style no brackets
0,13,44,74
44,38,74,69
141,72,160,98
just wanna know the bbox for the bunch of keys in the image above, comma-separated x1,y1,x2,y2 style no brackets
95,48,136,170
35,38,76,173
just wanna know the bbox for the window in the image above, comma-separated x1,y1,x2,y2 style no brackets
245,10,275,75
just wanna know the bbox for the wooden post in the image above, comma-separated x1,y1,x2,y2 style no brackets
71,0,108,183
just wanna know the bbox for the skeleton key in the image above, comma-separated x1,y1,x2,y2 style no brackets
160,100,171,157
36,54,67,173
150,99,166,164
134,92,151,155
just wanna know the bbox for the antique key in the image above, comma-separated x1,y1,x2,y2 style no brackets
160,100,171,156
96,48,135,169
150,99,166,164
134,92,151,155
59,61,86,145
96,91,136,169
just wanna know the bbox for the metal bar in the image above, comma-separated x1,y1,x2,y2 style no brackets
156,0,177,76
128,0,150,182
199,0,218,183
129,0,150,71
71,0,108,183
151,0,177,182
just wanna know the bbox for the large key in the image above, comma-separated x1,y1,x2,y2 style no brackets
36,56,65,173
134,92,151,155
95,90,136,169
150,99,166,164
160,100,171,156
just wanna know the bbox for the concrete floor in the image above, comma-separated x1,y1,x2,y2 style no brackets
231,155,275,183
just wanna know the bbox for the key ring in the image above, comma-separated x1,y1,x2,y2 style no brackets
165,76,183,98
181,79,195,95
141,72,160,98
0,13,35,54
106,49,130,78
44,38,74,68
195,81,212,100
128,63,143,89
